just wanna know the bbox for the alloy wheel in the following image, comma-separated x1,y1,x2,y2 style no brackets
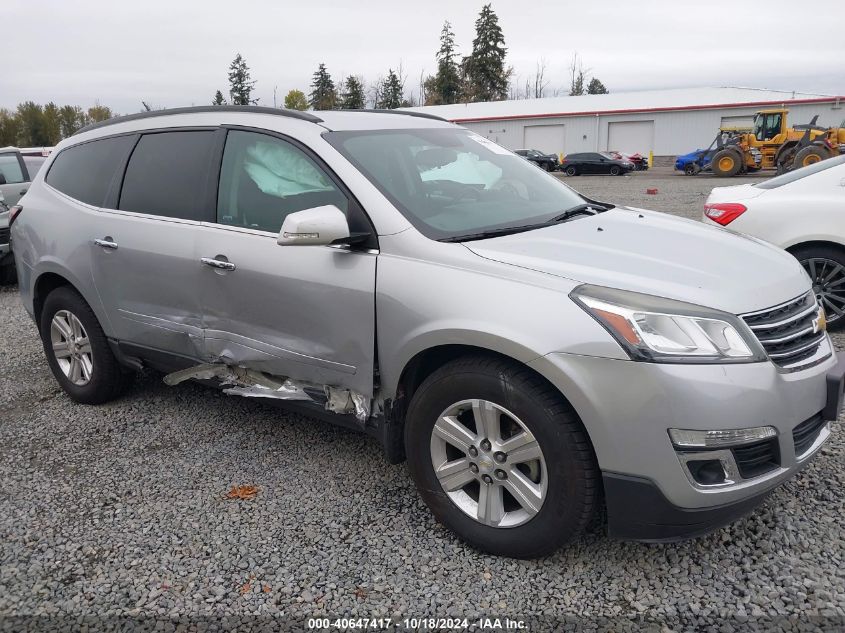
50,310,93,386
802,257,845,323
429,399,547,528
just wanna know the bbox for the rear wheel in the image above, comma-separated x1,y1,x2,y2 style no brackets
609,165,621,176
40,286,134,403
791,244,845,331
405,355,599,558
565,166,577,176
794,146,830,169
710,149,743,177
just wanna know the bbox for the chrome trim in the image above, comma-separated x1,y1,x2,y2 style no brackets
741,291,813,318
200,257,236,271
93,238,118,250
767,334,827,360
747,303,818,331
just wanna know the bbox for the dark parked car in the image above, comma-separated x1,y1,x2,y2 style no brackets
514,148,559,171
560,152,635,176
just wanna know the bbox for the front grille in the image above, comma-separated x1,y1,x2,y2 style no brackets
731,439,780,479
741,292,826,368
0,227,9,244
792,413,826,457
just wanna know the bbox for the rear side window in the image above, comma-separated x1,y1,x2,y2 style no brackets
23,156,47,179
46,136,135,206
0,153,25,185
119,131,216,220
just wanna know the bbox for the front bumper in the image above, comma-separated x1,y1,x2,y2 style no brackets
529,345,843,538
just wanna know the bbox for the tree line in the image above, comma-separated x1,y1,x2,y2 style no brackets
0,4,609,146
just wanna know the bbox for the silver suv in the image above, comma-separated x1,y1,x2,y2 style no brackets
11,106,844,557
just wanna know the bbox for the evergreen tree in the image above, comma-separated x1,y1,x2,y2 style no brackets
284,89,309,111
569,71,585,96
433,21,461,105
376,70,404,109
0,109,20,147
309,63,336,110
465,5,509,102
16,102,48,146
228,53,258,105
339,76,366,109
212,90,226,105
42,102,62,145
587,77,609,95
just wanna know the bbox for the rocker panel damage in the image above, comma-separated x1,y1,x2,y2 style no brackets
163,363,371,423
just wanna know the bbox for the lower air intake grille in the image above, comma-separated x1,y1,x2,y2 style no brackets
731,439,780,479
792,414,826,457
0,227,9,244
741,292,826,368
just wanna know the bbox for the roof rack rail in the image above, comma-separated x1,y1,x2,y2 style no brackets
344,108,448,122
75,105,324,136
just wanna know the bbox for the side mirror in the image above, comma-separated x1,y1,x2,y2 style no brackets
277,204,350,246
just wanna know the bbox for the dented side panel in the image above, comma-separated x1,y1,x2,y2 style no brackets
90,211,205,358
195,223,377,398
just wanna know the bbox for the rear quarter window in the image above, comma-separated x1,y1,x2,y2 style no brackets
46,136,136,206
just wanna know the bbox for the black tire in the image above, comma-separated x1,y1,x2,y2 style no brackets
710,149,743,177
794,146,830,169
404,355,599,558
40,286,134,404
609,165,621,176
0,263,16,285
790,244,845,331
565,166,577,176
683,163,697,176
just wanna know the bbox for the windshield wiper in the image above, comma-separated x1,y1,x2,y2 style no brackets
548,202,610,223
439,223,548,243
439,201,612,243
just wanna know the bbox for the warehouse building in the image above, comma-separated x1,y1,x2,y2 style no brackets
406,87,845,158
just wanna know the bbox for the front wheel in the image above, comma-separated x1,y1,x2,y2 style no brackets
791,245,845,331
609,165,621,176
405,355,599,558
683,163,698,176
565,166,577,176
710,149,743,177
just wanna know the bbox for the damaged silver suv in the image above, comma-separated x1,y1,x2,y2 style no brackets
11,106,844,558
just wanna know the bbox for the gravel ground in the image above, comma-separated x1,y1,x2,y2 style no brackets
1,170,844,631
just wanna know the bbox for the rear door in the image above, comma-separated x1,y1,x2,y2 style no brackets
89,129,217,358
194,127,377,396
0,151,28,206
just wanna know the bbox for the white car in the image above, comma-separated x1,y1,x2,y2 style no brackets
703,155,845,329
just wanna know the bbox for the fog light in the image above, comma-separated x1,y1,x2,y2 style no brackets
686,459,727,486
669,426,776,448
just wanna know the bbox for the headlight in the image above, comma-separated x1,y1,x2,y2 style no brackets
570,285,767,363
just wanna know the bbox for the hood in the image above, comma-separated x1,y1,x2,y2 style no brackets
464,207,809,314
705,183,766,204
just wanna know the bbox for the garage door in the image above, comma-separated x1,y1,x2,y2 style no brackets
721,115,754,131
607,121,654,154
523,124,566,155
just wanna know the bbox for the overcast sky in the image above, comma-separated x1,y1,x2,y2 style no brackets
3,0,843,113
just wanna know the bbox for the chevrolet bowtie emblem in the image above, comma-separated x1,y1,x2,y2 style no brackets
813,306,827,334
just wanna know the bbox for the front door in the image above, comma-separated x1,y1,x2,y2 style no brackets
90,130,217,358
196,128,377,396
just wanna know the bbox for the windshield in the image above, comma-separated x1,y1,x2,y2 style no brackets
755,154,845,189
325,128,585,240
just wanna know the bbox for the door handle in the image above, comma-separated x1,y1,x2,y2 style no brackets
19,189,28,196
201,257,236,271
94,238,118,250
